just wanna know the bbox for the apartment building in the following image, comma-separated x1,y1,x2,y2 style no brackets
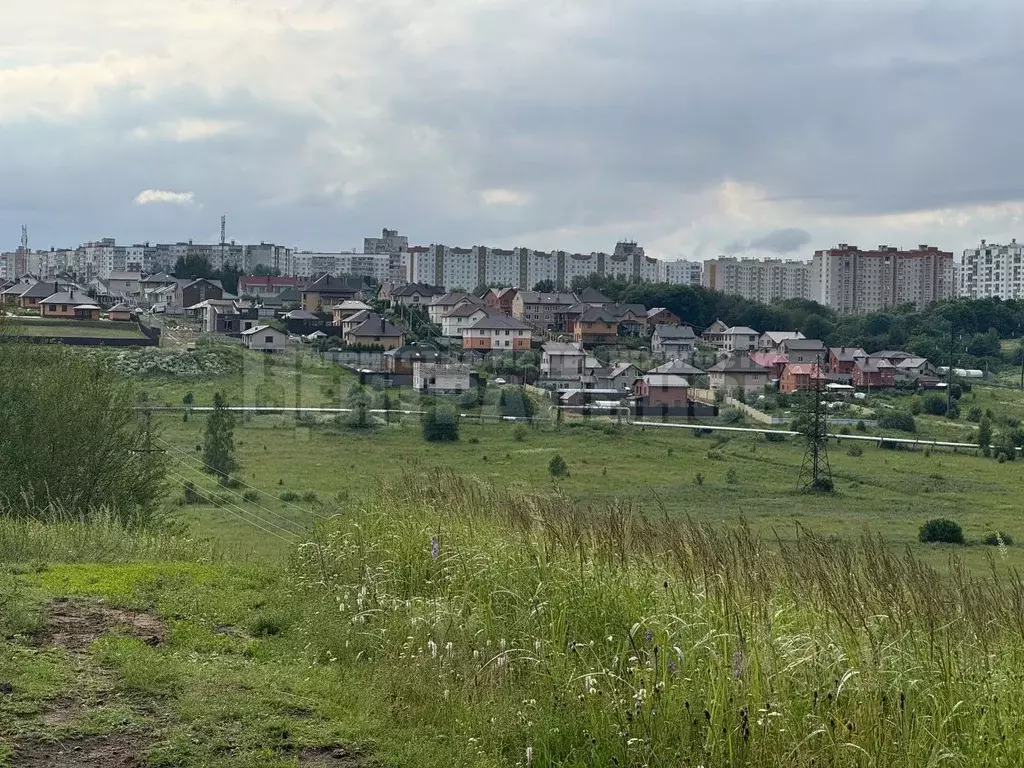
659,259,702,286
960,239,1024,300
811,244,954,314
285,252,390,282
702,257,811,303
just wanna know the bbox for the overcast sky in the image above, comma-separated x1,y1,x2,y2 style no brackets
2,0,1022,261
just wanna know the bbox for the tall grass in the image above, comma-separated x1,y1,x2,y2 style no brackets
295,470,1024,767
0,510,215,564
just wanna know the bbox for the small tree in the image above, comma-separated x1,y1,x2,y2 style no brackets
549,454,569,478
422,408,460,442
921,393,948,416
918,518,964,545
203,392,238,484
978,415,992,457
183,391,194,406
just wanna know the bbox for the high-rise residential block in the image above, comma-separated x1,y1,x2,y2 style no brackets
702,257,811,304
659,259,702,285
960,239,1024,300
811,244,954,313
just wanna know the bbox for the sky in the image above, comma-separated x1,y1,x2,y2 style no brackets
2,0,1023,261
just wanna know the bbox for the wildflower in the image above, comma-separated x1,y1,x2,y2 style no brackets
526,747,534,765
445,642,454,658
428,639,438,659
644,630,654,643
431,537,439,560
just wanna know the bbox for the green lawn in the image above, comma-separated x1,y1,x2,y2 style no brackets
6,319,146,339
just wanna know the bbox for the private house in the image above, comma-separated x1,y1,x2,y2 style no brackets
599,362,642,392
442,303,492,338
281,309,326,336
139,272,177,298
0,280,31,305
238,276,300,297
301,275,359,313
240,325,288,353
651,324,697,360
107,272,143,297
384,343,444,374
484,287,518,316
650,359,705,378
873,350,914,367
758,331,805,351
39,290,101,320
749,350,789,380
541,341,586,380
578,287,612,307
428,292,484,324
513,291,577,332
646,307,680,328
392,282,444,307
463,315,532,351
853,358,895,389
331,300,373,326
894,357,939,387
634,374,691,408
779,338,827,364
413,362,474,394
191,299,259,334
574,306,619,345
106,303,136,322
702,319,730,348
779,363,826,394
345,317,405,350
608,304,649,336
339,309,380,336
181,278,225,309
829,347,868,374
719,326,760,354
708,355,769,393
20,281,68,311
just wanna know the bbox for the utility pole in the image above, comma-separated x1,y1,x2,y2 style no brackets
220,215,227,269
947,325,955,414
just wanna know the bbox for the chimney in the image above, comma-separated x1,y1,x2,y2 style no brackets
380,318,386,334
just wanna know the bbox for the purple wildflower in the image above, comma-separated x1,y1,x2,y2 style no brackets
644,630,654,643
431,537,439,560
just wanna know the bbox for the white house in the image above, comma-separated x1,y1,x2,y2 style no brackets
758,330,805,351
441,303,491,338
413,362,473,393
719,326,760,353
652,324,697,359
240,325,287,353
428,292,483,324
541,341,586,381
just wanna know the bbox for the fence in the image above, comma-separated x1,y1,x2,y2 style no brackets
690,388,785,425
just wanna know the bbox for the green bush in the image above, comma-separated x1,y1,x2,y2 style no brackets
548,454,569,478
878,412,916,433
847,445,863,457
918,518,964,545
513,424,527,442
422,408,460,443
967,406,983,422
983,531,1014,547
855,420,867,432
909,397,922,415
242,490,260,503
280,491,301,502
921,393,948,416
763,431,788,443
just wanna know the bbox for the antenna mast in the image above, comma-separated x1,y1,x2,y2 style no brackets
797,354,834,493
220,215,226,268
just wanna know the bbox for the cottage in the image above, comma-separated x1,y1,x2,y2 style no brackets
574,306,619,345
577,287,613,307
300,275,360,312
541,341,586,380
391,282,445,307
606,304,648,336
779,338,827,364
634,374,691,408
829,347,868,374
464,315,532,351
345,317,406,350
181,278,225,309
599,362,643,391
779,363,826,393
651,324,697,360
650,359,705,377
513,291,577,332
701,319,730,348
483,287,518,316
719,326,760,354
107,272,143,297
441,303,492,338
853,358,895,389
106,303,136,322
331,300,372,326
707,355,769,393
384,343,444,374
240,325,288,353
339,309,381,336
428,292,484,325
238,276,300,297
758,331,805,351
646,307,681,328
749,351,789,380
39,290,101,320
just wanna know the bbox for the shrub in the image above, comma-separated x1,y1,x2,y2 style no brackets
513,425,527,442
422,408,460,443
878,412,916,433
725,468,739,485
280,491,301,502
950,383,963,400
763,431,788,443
909,396,922,416
602,425,619,436
840,426,851,435
301,491,319,503
693,472,705,486
967,406,983,422
921,393,948,416
183,391,194,405
918,518,964,545
242,490,260,503
847,445,863,457
855,420,867,432
548,454,569,478
984,531,1014,547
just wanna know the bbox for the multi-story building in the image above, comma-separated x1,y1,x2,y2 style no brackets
960,239,1024,300
513,291,577,332
285,252,390,282
702,257,811,303
811,244,955,314
659,260,702,285
364,228,409,255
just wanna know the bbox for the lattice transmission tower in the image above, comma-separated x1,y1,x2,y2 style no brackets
797,355,834,493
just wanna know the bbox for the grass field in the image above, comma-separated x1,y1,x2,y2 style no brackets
5,319,146,339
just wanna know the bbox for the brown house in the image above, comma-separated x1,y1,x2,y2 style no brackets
301,275,359,313
646,307,681,328
107,303,136,322
573,306,618,345
345,317,406,350
182,278,224,308
779,363,825,393
829,347,868,374
853,358,895,389
484,287,518,316
39,290,101,320
634,374,691,407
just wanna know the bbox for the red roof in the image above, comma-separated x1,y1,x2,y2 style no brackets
750,351,788,368
784,363,825,377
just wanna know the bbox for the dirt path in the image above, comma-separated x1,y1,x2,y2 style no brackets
12,598,165,768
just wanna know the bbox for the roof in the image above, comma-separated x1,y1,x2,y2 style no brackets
73,304,101,311
542,341,585,355
761,330,805,344
708,355,769,374
724,326,759,336
650,360,704,376
343,310,380,325
654,324,696,340
23,282,65,299
445,303,491,319
240,324,286,337
608,303,647,318
183,278,225,292
433,291,483,307
239,276,300,290
875,350,912,360
334,300,371,312
783,363,825,376
829,346,868,362
578,287,611,304
749,351,788,368
349,317,405,337
781,338,826,351
517,291,577,306
282,309,320,321
108,271,142,281
646,307,676,318
303,275,360,293
107,303,135,313
578,306,618,323
896,357,930,369
393,282,444,297
643,374,691,389
141,272,174,283
468,315,531,331
39,291,97,307
607,362,640,378
385,344,444,360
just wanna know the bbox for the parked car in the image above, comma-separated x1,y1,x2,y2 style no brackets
494,377,507,385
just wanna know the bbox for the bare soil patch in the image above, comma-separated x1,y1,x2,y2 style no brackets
42,598,165,652
300,745,372,766
14,733,148,768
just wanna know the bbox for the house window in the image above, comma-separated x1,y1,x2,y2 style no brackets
49,304,56,311
265,335,274,344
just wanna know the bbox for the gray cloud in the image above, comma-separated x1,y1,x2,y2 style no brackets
2,1,1024,256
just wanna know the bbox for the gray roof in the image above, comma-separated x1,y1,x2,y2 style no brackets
829,346,868,362
542,341,585,355
39,291,96,307
446,302,491,318
761,330,805,344
108,271,142,281
647,307,676,318
781,338,826,351
708,355,768,374
578,287,612,304
349,318,405,337
578,306,618,323
517,291,577,306
468,314,531,331
344,309,380,325
107,303,135,313
607,362,640,378
724,326,759,336
643,374,691,389
651,359,704,376
655,324,696,340
282,309,320,321
240,324,286,337
433,291,483,307
394,282,444,297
